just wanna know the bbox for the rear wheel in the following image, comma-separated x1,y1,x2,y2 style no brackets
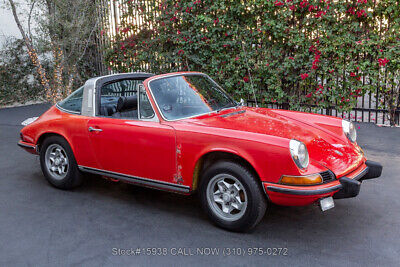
199,161,267,232
40,136,83,189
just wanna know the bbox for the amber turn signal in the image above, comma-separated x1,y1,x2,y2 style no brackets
280,174,323,185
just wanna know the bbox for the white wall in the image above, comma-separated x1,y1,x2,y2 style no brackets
0,3,24,45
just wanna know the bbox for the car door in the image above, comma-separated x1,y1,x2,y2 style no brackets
86,76,177,185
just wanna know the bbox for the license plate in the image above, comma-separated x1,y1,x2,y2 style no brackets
319,197,335,211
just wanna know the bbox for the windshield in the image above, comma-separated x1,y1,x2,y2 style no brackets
57,86,84,113
149,74,237,120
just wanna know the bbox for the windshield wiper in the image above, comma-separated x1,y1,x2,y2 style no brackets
220,109,246,118
216,103,238,112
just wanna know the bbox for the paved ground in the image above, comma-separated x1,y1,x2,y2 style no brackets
1,104,399,266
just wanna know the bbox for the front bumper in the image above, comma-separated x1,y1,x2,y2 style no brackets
264,160,382,206
17,140,38,155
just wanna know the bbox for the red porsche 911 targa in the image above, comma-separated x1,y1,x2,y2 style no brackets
18,72,382,232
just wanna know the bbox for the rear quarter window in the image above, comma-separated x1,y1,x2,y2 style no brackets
57,87,84,113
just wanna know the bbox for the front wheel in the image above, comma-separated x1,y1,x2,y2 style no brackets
40,136,83,190
199,161,267,232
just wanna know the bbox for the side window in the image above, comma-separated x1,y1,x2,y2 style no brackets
139,85,155,120
58,86,84,114
99,79,142,119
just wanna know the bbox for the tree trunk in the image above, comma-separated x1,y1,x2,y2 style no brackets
8,0,52,100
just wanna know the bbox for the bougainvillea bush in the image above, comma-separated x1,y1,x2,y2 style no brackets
105,0,400,125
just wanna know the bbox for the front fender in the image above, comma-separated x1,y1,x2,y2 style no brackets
173,122,325,186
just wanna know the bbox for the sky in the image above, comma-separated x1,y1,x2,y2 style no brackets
0,3,24,45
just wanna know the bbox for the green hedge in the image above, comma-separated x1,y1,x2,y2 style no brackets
0,39,44,106
105,0,399,123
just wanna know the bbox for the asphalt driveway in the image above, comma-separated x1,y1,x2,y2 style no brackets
0,104,399,266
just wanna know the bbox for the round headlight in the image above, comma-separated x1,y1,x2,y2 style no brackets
289,139,309,169
342,119,357,143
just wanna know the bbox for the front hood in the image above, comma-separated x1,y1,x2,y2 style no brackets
184,107,364,176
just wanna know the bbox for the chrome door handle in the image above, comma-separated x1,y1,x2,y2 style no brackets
88,127,103,132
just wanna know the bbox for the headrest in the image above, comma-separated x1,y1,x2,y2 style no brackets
117,95,137,112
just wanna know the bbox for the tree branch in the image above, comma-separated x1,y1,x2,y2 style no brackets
8,0,51,98
27,0,36,42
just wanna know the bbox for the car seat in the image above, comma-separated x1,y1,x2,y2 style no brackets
112,95,138,119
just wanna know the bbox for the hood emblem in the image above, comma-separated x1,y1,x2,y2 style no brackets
334,150,343,156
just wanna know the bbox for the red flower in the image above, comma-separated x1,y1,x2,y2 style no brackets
178,49,184,55
214,18,219,25
378,58,389,67
350,72,356,77
289,57,294,60
347,7,356,15
329,69,334,73
306,93,312,98
243,76,250,83
177,30,181,35
300,73,309,80
234,57,239,61
315,11,326,18
357,9,367,18
300,0,309,8
312,56,320,69
274,1,284,6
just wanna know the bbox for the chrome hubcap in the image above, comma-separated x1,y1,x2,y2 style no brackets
45,144,68,180
206,174,247,221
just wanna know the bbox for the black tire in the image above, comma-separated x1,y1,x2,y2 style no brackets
40,136,83,190
199,161,267,232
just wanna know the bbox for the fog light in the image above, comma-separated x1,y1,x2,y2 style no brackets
319,197,335,211
280,174,322,185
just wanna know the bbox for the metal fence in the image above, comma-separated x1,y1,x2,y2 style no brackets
247,99,399,126
247,82,400,125
96,0,399,126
